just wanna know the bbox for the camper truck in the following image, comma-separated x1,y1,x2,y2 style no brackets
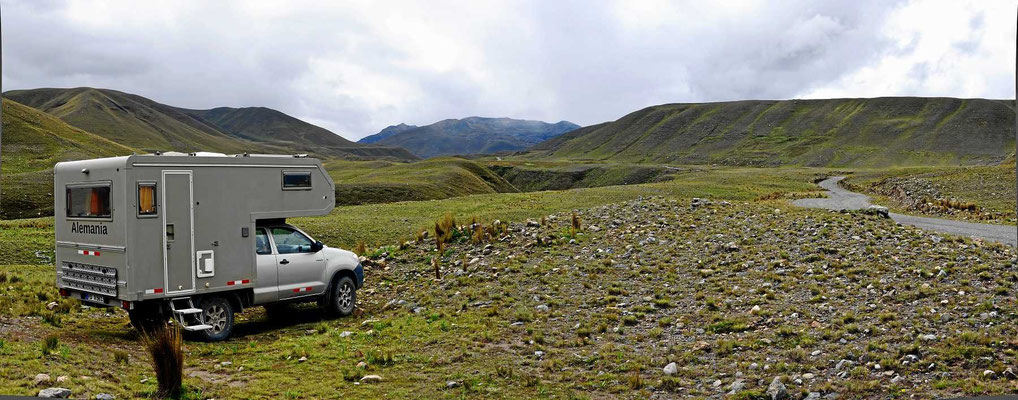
54,152,363,341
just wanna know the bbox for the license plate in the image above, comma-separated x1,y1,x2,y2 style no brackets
83,293,105,304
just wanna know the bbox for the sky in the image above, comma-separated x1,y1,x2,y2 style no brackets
1,0,1015,141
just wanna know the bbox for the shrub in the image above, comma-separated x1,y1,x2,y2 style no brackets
41,335,59,356
114,349,130,364
143,325,184,398
354,240,366,256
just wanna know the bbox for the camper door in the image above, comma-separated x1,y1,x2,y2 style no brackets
162,171,195,294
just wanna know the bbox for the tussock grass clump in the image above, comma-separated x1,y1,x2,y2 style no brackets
143,325,184,399
41,334,59,356
570,212,582,238
113,349,130,364
354,240,367,256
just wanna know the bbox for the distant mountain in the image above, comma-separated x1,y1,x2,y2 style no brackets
1,99,136,218
527,97,1016,167
4,87,417,161
359,123,417,144
359,117,580,158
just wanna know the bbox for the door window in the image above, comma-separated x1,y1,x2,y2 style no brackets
270,227,314,254
255,228,272,255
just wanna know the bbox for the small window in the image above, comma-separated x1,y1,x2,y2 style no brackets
255,229,272,255
138,183,157,216
66,184,112,219
282,171,312,190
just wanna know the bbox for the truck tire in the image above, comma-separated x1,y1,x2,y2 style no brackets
195,296,234,342
325,276,357,316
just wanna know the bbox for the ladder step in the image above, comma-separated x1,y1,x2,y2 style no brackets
173,308,203,315
182,324,213,331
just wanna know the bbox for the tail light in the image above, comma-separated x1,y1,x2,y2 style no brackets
59,289,69,297
121,301,133,310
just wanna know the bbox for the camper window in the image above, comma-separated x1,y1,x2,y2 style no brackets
66,184,112,219
138,183,157,216
282,171,312,190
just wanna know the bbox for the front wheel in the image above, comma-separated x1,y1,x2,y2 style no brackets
324,276,357,316
195,296,234,342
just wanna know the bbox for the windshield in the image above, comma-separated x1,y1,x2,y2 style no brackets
66,184,112,219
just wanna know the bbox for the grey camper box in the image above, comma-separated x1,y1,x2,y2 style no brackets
54,152,363,340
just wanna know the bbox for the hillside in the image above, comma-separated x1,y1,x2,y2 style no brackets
325,158,519,205
359,117,579,158
1,99,136,218
4,87,416,160
528,97,1016,167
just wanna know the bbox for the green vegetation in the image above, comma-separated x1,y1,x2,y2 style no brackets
325,158,518,205
528,97,1015,167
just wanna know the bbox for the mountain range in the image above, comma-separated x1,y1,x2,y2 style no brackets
528,97,1016,167
3,87,417,160
359,117,579,158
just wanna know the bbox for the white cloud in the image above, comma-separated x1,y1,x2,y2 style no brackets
1,0,1014,140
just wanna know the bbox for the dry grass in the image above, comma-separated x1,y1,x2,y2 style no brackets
142,325,184,398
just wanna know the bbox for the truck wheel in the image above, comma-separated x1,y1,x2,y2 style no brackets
325,276,357,316
196,296,234,342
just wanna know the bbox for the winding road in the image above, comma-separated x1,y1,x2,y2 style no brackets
793,177,1018,247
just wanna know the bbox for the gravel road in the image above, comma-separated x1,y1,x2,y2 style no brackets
794,176,1017,247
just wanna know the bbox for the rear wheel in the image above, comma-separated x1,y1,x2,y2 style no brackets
324,276,357,316
195,296,234,342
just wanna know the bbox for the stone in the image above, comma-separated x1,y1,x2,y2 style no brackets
356,361,367,368
297,356,308,362
865,205,889,218
360,375,383,383
802,373,815,380
38,388,72,398
804,393,821,400
446,381,462,389
55,376,68,383
339,331,354,338
727,379,746,394
33,374,51,386
663,362,678,376
535,304,550,312
95,394,115,400
46,301,58,310
835,359,854,370
920,334,938,341
984,370,997,379
766,377,788,400
534,351,545,359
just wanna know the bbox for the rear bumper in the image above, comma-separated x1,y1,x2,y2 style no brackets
354,263,364,288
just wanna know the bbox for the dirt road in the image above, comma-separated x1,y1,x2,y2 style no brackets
794,176,1017,247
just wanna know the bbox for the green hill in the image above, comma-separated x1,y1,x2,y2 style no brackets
1,99,136,218
325,157,519,205
360,117,579,158
528,97,1016,167
4,87,417,160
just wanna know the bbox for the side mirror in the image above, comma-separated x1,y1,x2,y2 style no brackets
311,241,324,252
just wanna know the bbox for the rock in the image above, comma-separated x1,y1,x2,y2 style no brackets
95,394,115,400
835,359,854,370
340,331,354,338
534,351,545,359
360,375,383,383
751,305,761,314
220,361,232,366
46,301,58,310
802,373,815,380
297,356,308,362
663,362,678,376
356,361,367,368
446,381,462,389
983,370,997,379
526,219,540,227
865,205,890,218
412,307,426,313
804,393,821,400
712,379,722,387
901,354,919,364
55,376,68,383
920,334,938,341
38,388,72,398
766,377,788,400
535,304,550,312
727,379,746,394
1003,367,1016,379
33,373,51,386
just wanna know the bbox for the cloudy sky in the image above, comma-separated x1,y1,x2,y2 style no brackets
2,0,1015,140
